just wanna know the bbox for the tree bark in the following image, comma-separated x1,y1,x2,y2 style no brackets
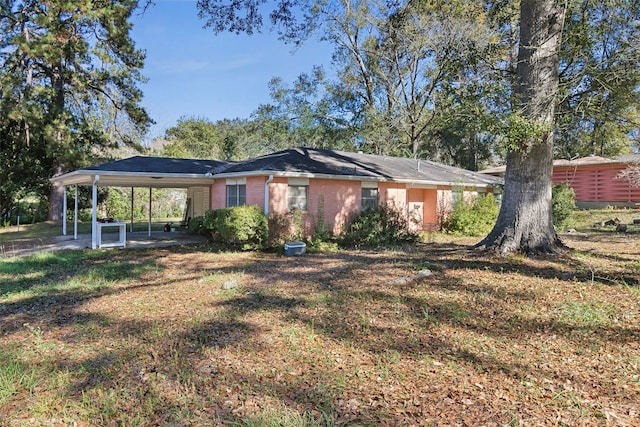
47,60,66,222
48,163,65,222
475,0,566,255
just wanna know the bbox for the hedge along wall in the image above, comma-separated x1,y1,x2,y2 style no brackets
210,175,473,235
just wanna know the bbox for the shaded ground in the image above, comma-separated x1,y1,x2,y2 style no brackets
0,232,638,425
0,230,208,258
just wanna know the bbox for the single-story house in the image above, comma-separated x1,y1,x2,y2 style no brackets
51,147,503,248
481,154,640,209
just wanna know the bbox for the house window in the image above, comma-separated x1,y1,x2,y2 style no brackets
287,185,308,210
451,187,463,206
361,188,378,210
226,184,246,207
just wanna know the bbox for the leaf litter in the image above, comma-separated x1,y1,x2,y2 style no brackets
0,232,638,425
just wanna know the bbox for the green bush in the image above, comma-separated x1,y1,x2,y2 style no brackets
205,205,268,250
442,193,498,236
105,188,133,220
552,182,576,231
187,215,206,234
340,204,417,248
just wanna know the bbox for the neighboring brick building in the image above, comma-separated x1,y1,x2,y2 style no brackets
481,155,640,209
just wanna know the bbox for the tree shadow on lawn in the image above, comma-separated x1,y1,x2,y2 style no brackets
425,241,640,287
180,291,632,423
206,267,637,366
0,249,163,298
3,242,638,424
0,253,189,337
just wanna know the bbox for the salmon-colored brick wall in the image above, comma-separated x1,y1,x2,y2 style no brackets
379,182,407,210
210,177,267,211
246,176,265,208
554,164,640,205
210,181,226,210
268,177,289,215
210,175,463,234
267,178,359,235
406,188,439,231
307,179,359,235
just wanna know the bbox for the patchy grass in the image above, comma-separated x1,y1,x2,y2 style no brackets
0,233,639,425
572,208,640,233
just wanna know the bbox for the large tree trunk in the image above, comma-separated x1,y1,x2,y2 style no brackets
475,0,566,255
48,162,65,221
47,60,66,222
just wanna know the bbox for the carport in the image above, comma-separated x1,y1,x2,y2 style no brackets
50,156,228,249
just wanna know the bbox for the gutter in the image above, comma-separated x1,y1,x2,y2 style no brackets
50,169,215,182
216,170,502,188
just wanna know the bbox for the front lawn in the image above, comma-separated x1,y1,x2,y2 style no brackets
0,233,638,425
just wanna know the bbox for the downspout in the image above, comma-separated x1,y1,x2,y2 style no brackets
264,175,274,216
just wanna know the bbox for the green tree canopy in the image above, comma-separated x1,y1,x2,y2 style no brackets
555,0,640,158
0,0,152,220
162,116,223,159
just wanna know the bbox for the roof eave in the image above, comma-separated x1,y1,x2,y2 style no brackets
50,170,215,187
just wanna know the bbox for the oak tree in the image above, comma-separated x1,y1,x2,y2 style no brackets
475,0,566,255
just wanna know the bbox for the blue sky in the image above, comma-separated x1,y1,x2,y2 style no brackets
130,0,333,139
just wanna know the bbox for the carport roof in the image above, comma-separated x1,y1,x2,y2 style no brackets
51,156,229,188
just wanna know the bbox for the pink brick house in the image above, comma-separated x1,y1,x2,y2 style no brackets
204,148,502,234
52,148,503,247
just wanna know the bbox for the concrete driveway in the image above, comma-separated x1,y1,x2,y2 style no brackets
0,230,209,258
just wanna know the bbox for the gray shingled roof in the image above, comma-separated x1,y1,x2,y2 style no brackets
52,149,502,188
84,156,229,174
219,148,502,186
51,156,230,187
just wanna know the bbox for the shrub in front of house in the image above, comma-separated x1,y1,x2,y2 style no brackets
187,215,206,235
204,205,268,250
267,210,306,247
552,182,576,231
340,204,418,247
441,193,498,236
268,210,337,252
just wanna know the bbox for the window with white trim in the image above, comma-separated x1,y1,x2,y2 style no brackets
451,186,464,206
287,185,308,210
361,188,378,210
226,178,246,207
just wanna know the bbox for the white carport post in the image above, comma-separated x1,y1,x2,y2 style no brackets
73,184,78,240
91,175,99,249
130,187,134,232
62,186,67,236
148,187,152,237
